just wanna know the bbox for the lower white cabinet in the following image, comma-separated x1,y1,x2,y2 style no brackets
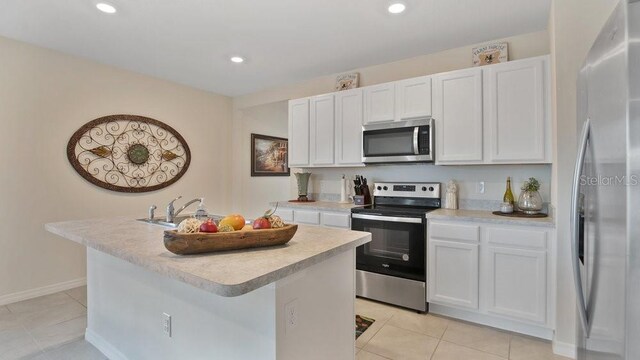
485,245,547,323
428,240,479,309
427,219,553,332
278,207,351,229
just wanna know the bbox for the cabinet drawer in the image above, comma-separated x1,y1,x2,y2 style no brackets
294,210,320,225
277,209,294,223
486,226,547,250
321,212,351,228
429,221,479,243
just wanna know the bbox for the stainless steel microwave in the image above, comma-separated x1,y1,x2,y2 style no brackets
362,118,434,164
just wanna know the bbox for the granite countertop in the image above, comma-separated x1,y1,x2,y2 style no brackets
426,209,555,228
45,217,370,297
271,200,365,212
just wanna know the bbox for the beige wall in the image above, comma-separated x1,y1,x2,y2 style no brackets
233,30,549,110
230,101,292,219
0,36,232,301
548,0,618,353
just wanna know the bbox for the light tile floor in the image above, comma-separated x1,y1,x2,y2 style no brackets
1,287,570,360
0,286,105,360
356,297,571,360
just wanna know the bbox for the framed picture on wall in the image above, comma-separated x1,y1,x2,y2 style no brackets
251,133,290,177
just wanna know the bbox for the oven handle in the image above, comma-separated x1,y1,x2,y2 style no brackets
352,213,423,224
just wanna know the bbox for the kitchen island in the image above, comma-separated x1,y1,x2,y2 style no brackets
45,217,370,360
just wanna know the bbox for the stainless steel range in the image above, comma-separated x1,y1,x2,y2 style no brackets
351,182,441,312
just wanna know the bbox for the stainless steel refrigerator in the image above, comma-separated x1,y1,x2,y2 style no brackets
572,0,640,359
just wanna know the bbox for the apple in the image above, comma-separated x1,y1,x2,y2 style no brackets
252,217,272,230
199,219,218,233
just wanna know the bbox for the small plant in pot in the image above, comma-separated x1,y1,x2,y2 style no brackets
518,177,543,214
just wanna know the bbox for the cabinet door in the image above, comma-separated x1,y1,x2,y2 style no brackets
363,83,395,124
288,99,310,167
428,239,479,309
484,56,549,163
395,76,432,120
335,89,364,166
485,246,547,324
433,68,483,164
310,94,335,166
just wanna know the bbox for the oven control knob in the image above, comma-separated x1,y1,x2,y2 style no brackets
422,186,427,191
428,186,434,192
377,186,382,190
383,186,388,191
402,254,409,261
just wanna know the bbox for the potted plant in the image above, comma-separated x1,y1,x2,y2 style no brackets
518,177,543,214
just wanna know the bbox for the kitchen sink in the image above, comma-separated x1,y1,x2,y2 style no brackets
137,214,224,228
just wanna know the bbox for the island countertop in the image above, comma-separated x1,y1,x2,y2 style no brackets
45,217,370,297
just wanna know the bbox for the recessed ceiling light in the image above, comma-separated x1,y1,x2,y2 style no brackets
96,3,117,14
230,56,245,63
388,3,406,14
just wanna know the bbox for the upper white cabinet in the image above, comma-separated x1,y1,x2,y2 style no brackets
310,94,335,166
484,56,550,163
395,76,432,121
288,98,310,167
289,90,364,168
363,77,432,125
433,68,484,164
335,89,364,166
288,55,551,167
363,83,395,124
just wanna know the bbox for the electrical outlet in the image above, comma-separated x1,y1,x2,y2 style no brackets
162,313,171,337
284,299,299,333
476,181,485,194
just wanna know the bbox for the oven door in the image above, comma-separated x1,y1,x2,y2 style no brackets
352,213,426,282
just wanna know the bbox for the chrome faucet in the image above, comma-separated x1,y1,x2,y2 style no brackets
166,196,203,223
148,205,157,220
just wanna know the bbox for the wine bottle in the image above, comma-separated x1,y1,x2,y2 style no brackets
503,177,514,205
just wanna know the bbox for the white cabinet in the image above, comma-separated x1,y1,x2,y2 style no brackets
309,94,335,166
484,226,547,324
363,83,395,124
335,89,364,166
484,56,550,163
288,98,310,167
321,212,351,229
428,239,479,309
428,221,480,309
293,210,321,225
395,76,432,121
278,207,351,229
433,68,484,164
427,219,553,334
289,91,363,168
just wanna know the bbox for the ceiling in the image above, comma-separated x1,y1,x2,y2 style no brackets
0,0,551,96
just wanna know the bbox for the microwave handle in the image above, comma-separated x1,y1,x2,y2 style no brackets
412,127,420,155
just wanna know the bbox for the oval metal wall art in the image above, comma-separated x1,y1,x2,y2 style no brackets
67,114,191,193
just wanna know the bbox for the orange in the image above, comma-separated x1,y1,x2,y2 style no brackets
219,214,246,231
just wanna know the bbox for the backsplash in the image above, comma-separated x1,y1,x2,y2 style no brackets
292,163,552,212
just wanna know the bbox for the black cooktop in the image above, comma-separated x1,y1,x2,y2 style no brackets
351,204,440,217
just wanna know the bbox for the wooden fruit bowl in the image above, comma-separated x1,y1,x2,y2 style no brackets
163,224,298,255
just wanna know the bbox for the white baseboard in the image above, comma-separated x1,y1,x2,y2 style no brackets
0,277,86,306
553,339,577,359
429,303,554,340
85,328,128,360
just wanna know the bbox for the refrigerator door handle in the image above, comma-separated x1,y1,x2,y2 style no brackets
571,118,590,333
